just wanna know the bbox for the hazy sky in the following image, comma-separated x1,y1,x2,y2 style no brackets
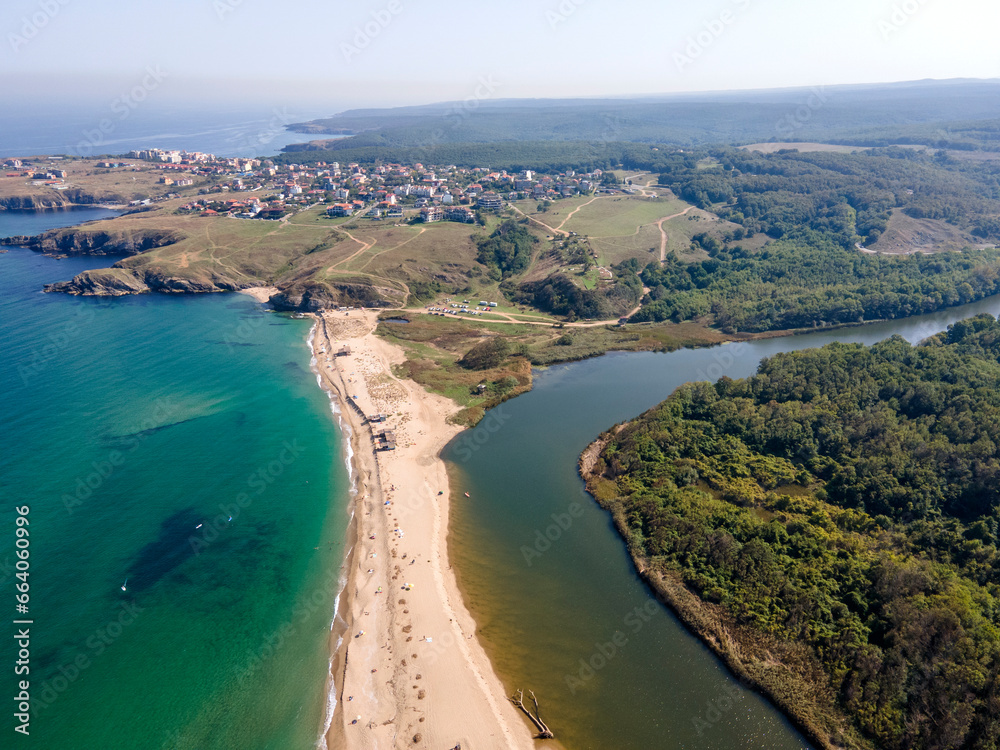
2,0,998,110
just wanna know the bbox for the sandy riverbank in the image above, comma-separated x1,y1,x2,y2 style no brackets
311,310,537,750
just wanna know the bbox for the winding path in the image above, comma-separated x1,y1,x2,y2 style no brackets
510,204,565,236
555,194,602,232
331,229,377,270
359,227,427,271
657,206,695,262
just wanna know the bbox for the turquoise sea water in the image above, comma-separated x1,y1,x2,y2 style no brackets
1,210,349,749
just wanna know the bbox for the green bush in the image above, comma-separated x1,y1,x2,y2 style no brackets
458,337,511,370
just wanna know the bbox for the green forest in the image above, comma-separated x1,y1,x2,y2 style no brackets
623,146,1000,332
279,136,1000,333
284,80,1000,153
660,147,1000,246
510,258,644,320
587,314,1000,750
632,241,1000,332
474,220,538,279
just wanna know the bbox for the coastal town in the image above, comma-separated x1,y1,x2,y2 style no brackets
4,148,627,223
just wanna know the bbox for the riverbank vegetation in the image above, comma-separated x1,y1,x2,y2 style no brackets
376,315,735,424
632,240,1000,332
584,314,1000,750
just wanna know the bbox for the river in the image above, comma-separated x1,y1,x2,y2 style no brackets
444,297,1000,749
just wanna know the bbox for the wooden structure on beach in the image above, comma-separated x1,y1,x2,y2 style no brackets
336,345,352,357
345,395,367,419
368,413,388,423
374,429,397,451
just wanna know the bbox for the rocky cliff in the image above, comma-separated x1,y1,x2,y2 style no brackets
0,190,129,212
46,272,403,311
3,228,181,257
44,267,248,297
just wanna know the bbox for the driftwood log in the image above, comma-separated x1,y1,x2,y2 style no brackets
510,689,555,739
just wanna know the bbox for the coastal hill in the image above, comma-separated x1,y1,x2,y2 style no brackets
9,143,1000,325
285,79,1000,155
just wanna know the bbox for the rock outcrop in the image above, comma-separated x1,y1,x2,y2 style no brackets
269,281,399,311
43,267,251,297
7,228,181,257
0,190,128,212
44,270,151,296
45,271,404,311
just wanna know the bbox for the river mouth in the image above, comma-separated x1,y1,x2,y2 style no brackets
445,294,1000,749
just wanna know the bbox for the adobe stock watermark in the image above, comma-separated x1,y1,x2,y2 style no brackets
443,75,502,129
546,0,588,30
452,402,512,462
694,340,752,383
29,601,144,717
227,107,297,159
0,555,17,589
878,0,931,41
8,0,71,53
17,307,96,386
691,678,749,737
62,398,179,515
775,86,829,137
154,568,337,750
521,501,585,566
564,600,660,694
188,438,304,554
231,564,341,689
341,0,403,63
583,114,625,161
674,0,752,73
218,308,271,351
72,66,169,158
409,74,502,165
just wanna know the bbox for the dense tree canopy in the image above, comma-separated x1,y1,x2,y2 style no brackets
511,259,644,320
632,240,1000,333
475,220,538,280
659,147,1000,247
592,315,1000,750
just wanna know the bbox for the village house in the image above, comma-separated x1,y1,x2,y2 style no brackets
445,207,475,223
477,192,504,211
327,203,354,217
420,206,444,223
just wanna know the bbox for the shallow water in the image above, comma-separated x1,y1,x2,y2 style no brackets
1,219,350,749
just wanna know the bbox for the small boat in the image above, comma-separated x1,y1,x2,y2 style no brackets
195,523,203,529
120,579,128,592
464,492,470,498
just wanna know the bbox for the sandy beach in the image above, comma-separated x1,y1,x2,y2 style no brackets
309,309,537,750
238,285,280,303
